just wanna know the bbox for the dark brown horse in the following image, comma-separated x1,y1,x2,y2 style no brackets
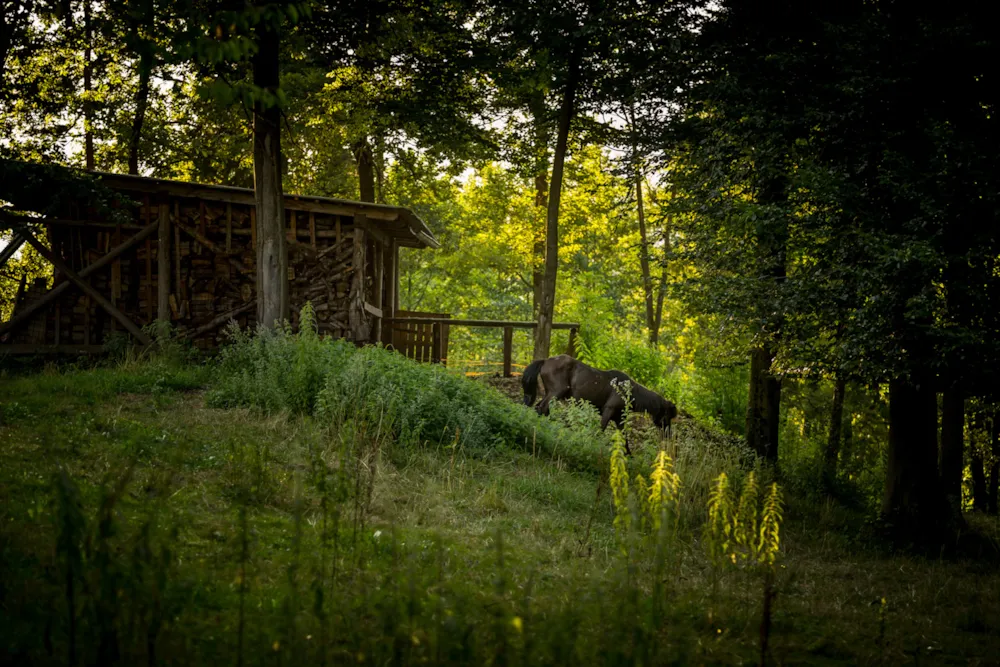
522,354,678,454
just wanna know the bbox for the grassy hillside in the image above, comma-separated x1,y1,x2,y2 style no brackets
1,330,998,665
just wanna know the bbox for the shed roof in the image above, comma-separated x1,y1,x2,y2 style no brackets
93,171,439,249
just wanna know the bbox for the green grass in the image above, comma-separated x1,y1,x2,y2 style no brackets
1,347,999,666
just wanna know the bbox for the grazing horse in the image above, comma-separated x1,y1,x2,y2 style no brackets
522,354,678,455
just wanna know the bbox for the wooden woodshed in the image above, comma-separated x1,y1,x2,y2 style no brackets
0,170,440,355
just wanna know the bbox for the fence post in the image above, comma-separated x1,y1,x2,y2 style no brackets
566,327,578,358
503,326,514,377
432,321,442,364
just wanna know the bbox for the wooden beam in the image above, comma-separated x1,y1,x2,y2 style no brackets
0,233,25,269
503,326,514,378
184,301,254,339
432,321,443,364
225,203,233,252
0,221,158,338
566,327,578,358
363,301,383,318
172,217,250,276
348,220,369,342
373,240,384,342
158,202,170,323
382,240,397,346
309,212,316,249
384,317,582,330
18,229,152,345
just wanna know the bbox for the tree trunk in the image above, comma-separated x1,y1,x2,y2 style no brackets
635,171,656,344
84,0,95,170
353,136,376,203
128,48,153,175
252,21,287,330
939,385,965,513
650,208,671,345
529,93,549,320
823,374,847,486
881,374,952,537
532,172,547,319
746,344,780,463
533,47,580,361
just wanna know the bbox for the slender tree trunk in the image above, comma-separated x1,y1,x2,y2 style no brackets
83,0,95,169
882,374,952,537
532,172,547,318
352,136,376,203
252,21,287,329
529,92,549,320
939,384,965,514
823,374,847,486
128,49,153,175
635,171,656,343
533,47,580,361
651,207,671,344
746,344,780,463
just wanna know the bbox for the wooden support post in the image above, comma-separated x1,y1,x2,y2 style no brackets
393,243,400,312
381,240,397,346
309,212,316,249
335,218,342,246
226,203,233,252
373,240,385,344
19,229,152,344
199,201,207,237
289,210,297,242
503,326,514,377
432,320,442,364
566,327,578,358
250,208,257,250
158,201,170,323
0,233,25,269
348,219,369,342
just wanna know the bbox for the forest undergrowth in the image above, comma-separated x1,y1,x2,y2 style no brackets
1,316,998,666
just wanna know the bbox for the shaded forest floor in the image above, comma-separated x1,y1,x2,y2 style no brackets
1,361,999,665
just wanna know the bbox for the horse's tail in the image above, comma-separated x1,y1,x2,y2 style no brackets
521,359,544,406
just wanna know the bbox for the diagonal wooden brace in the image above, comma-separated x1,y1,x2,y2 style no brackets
1,220,158,338
0,233,26,269
12,226,153,345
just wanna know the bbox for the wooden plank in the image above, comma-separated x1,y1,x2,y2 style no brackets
567,327,578,358
250,208,256,250
335,217,341,246
199,201,207,237
158,202,170,323
363,302,382,318
289,210,297,242
503,326,514,378
225,203,232,252
0,233,25,269
309,212,316,249
19,229,152,345
0,221,158,338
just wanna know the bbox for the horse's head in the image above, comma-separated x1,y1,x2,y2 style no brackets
654,398,679,436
